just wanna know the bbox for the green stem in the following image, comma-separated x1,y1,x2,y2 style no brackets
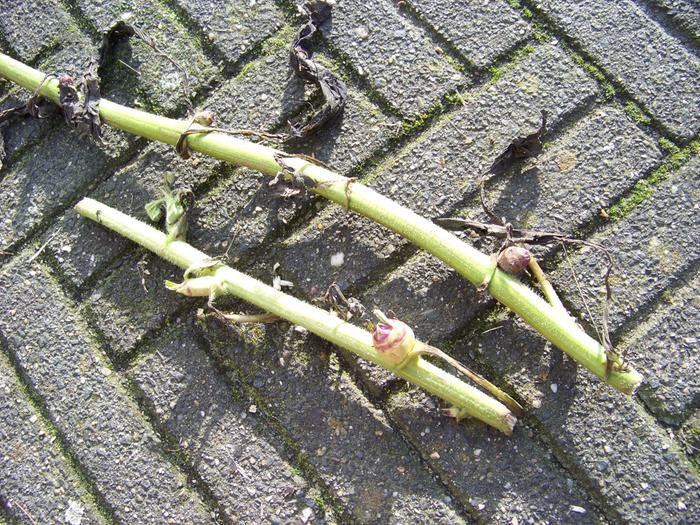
76,197,516,434
529,257,567,314
0,52,642,393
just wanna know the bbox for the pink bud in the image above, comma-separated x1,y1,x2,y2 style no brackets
58,74,74,86
372,318,415,365
497,246,531,274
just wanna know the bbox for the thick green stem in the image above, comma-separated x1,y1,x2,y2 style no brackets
75,197,516,434
0,52,642,394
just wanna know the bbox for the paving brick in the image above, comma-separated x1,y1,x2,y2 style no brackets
551,156,700,334
0,94,56,171
321,0,466,117
485,105,663,233
175,0,286,63
129,323,335,524
203,320,473,525
87,49,395,358
0,259,214,524
388,389,606,524
651,0,700,43
0,352,105,525
0,0,76,63
407,0,531,67
74,0,218,113
0,124,132,253
622,272,700,425
533,0,700,138
457,312,700,524
274,44,598,299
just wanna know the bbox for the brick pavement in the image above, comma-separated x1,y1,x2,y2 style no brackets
1,1,698,523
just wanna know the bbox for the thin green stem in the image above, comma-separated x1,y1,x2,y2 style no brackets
0,52,642,393
529,257,567,314
76,197,516,434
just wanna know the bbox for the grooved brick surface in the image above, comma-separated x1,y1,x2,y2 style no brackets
321,0,466,116
650,0,700,42
74,0,218,112
408,0,531,67
533,0,700,138
623,272,700,425
458,314,700,524
388,389,606,524
0,260,214,525
0,352,105,525
551,156,700,334
0,126,132,253
1,0,700,522
175,0,286,63
130,324,333,524
203,321,472,525
0,0,75,62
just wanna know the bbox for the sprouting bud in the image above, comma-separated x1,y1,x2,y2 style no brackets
442,406,469,422
58,74,74,86
165,276,220,297
372,318,416,365
193,110,215,126
497,246,531,274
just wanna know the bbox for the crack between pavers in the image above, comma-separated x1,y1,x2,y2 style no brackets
193,331,356,524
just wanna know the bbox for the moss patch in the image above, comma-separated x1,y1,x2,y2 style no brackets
608,136,699,220
624,101,651,126
570,52,615,99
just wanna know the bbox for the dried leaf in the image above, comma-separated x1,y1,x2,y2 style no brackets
289,0,347,138
489,110,547,174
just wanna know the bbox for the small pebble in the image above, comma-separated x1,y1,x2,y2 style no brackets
300,507,313,523
550,383,558,393
330,252,344,267
430,451,440,460
248,404,257,414
570,505,586,515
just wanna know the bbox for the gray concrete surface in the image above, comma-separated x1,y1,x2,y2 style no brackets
1,0,698,523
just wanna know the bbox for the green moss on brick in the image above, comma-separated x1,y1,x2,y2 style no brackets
624,101,651,125
570,52,615,99
658,137,680,155
609,136,699,220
